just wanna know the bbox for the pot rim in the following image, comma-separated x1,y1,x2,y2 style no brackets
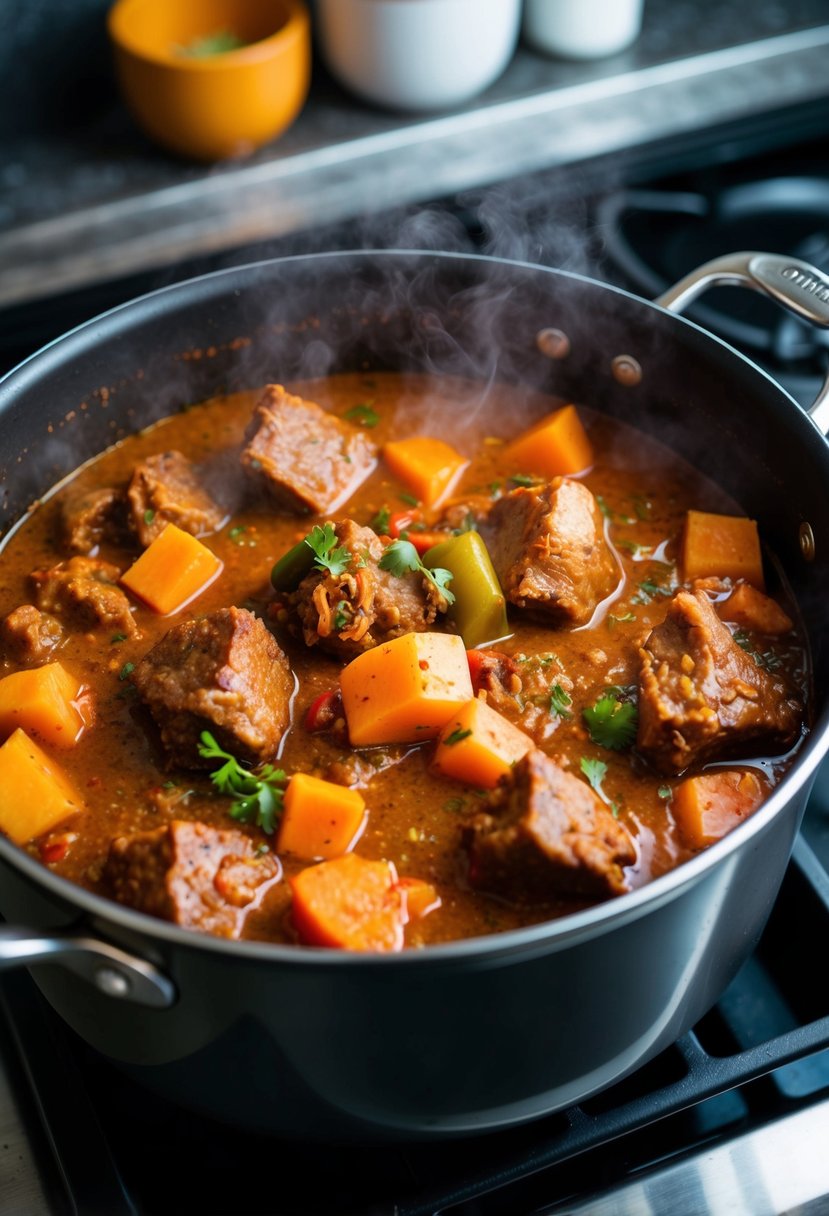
1,247,828,967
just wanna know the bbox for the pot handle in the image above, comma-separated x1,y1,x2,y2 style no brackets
656,251,829,435
0,924,176,1009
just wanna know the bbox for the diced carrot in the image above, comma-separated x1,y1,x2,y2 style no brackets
681,511,764,590
0,661,89,748
719,581,793,635
0,728,83,845
672,769,766,849
434,697,534,788
277,773,367,860
340,632,473,746
383,437,468,508
394,876,441,920
290,853,405,951
120,523,222,614
505,404,593,478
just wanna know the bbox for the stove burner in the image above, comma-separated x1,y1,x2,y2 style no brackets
598,178,829,366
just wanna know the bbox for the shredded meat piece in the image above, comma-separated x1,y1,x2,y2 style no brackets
471,649,574,744
1,604,63,663
61,486,127,554
127,450,225,547
30,557,139,638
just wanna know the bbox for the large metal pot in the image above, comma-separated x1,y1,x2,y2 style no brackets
0,250,828,1141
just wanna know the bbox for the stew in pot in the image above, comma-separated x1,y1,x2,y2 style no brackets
0,373,808,949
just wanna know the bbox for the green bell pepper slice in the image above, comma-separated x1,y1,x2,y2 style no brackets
423,530,509,649
271,535,315,592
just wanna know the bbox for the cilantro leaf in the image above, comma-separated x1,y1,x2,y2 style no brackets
508,473,543,488
379,539,455,605
369,505,391,534
198,731,286,835
304,523,351,577
580,756,608,795
343,402,380,428
549,683,572,719
444,727,472,746
583,693,638,750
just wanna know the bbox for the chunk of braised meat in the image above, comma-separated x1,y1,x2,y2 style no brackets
637,589,801,776
286,519,447,660
61,486,127,554
105,820,281,939
127,450,225,547
470,649,574,744
132,606,294,769
30,556,139,638
481,478,618,625
1,604,63,664
718,581,794,636
463,750,635,900
437,494,493,532
241,385,376,515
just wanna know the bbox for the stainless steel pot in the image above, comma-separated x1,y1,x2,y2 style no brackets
0,250,828,1140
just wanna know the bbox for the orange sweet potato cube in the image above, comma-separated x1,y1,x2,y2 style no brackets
681,511,764,589
0,661,89,748
340,632,473,746
0,729,83,844
505,404,593,478
121,523,222,614
434,697,534,788
672,769,766,849
382,437,468,508
277,773,366,860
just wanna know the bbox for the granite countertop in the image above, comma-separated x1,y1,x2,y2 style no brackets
1,0,828,309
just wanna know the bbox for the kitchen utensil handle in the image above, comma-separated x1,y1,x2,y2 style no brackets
0,924,176,1008
657,251,829,435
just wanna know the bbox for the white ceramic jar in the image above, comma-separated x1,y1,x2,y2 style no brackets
315,0,522,112
523,0,644,60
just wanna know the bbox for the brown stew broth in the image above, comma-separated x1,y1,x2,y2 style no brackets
0,373,808,946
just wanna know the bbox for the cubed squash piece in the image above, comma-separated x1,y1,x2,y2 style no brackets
382,437,468,508
394,876,441,920
681,511,764,590
340,632,473,746
719,581,793,635
434,697,534,788
0,728,82,844
277,773,367,860
0,661,88,748
290,854,405,951
121,523,223,614
505,404,593,478
672,769,766,849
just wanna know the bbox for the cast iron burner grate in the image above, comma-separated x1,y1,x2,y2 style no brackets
3,789,829,1216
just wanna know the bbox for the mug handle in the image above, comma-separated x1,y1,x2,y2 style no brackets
657,252,829,435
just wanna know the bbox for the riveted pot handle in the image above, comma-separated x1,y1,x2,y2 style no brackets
657,251,829,435
0,924,176,1009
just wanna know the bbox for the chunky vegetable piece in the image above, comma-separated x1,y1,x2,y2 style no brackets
434,697,533,788
277,773,366,859
422,531,508,648
120,523,222,614
720,581,793,635
0,662,89,748
290,853,406,951
672,769,766,848
382,437,468,508
0,729,82,844
681,511,764,589
505,405,593,478
340,631,473,745
395,876,441,920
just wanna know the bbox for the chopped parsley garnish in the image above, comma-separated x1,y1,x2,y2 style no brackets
118,661,135,681
632,495,652,520
453,512,478,535
580,756,608,796
305,523,351,577
508,474,542,487
616,539,648,556
658,785,672,800
549,683,572,719
632,578,672,605
111,632,127,644
333,600,351,630
369,506,391,534
443,727,473,746
733,629,782,672
443,796,467,813
399,492,419,507
596,495,613,519
608,611,636,626
143,509,155,525
343,402,380,428
198,731,286,834
489,480,502,498
379,539,455,605
583,691,638,750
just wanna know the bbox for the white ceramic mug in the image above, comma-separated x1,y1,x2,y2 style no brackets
523,0,644,60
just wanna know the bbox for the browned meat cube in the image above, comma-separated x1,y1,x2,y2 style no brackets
105,820,281,938
132,606,293,768
286,519,447,659
464,750,635,900
637,589,801,775
127,450,226,547
0,604,63,663
469,648,574,744
241,385,376,515
481,478,618,625
61,486,127,554
30,556,139,638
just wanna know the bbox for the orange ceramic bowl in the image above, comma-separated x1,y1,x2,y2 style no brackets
108,0,310,160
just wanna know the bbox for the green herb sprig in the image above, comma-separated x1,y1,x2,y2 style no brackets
379,539,455,605
198,731,286,834
305,523,351,578
583,691,638,750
